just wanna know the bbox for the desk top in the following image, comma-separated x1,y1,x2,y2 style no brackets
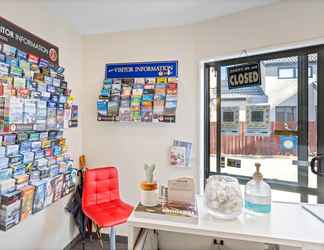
128,196,324,248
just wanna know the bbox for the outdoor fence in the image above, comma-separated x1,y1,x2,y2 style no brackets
210,122,317,156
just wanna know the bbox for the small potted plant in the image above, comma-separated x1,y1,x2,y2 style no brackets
140,164,158,207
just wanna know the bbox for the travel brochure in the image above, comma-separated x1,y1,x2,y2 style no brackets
97,61,178,123
169,140,192,168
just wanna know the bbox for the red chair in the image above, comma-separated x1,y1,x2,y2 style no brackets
82,166,133,250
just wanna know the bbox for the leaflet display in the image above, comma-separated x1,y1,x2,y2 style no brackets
97,61,178,123
0,17,78,231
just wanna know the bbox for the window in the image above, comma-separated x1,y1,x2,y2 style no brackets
278,67,296,79
275,106,297,122
251,111,264,122
204,45,324,204
223,111,234,122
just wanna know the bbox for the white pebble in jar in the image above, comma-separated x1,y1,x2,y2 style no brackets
204,175,243,220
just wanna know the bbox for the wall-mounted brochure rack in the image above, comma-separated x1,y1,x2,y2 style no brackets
97,61,178,123
0,16,78,231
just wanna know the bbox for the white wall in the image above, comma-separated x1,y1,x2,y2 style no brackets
82,25,198,201
0,3,83,250
82,0,324,237
2,0,324,248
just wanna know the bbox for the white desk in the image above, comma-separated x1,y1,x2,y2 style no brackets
127,197,324,250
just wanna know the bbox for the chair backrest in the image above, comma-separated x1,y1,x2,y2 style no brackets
82,166,120,208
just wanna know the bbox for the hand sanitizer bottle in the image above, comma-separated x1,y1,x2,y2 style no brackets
244,163,271,214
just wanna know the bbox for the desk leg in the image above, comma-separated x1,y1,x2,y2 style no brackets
128,226,141,250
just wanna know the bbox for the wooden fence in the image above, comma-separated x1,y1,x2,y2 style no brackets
210,122,317,156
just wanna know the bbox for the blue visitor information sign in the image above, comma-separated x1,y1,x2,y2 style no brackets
105,61,178,79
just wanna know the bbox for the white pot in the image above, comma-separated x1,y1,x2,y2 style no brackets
140,189,158,207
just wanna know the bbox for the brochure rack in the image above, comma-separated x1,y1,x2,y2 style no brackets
97,61,178,123
0,17,77,231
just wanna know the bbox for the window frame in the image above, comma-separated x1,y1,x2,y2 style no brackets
204,44,324,203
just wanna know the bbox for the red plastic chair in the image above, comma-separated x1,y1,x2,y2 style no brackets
82,166,133,250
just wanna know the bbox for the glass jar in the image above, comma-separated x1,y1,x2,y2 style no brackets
204,175,243,220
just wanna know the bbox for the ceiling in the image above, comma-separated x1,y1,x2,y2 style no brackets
46,0,279,35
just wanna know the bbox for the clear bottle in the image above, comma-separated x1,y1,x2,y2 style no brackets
244,163,271,214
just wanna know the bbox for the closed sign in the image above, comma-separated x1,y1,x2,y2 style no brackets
227,63,261,89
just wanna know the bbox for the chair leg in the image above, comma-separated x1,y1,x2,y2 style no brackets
110,227,116,250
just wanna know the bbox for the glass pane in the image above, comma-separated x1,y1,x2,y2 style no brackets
308,53,317,189
220,56,299,185
308,195,318,204
272,190,300,202
278,67,295,79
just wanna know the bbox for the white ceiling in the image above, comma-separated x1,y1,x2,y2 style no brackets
46,0,279,35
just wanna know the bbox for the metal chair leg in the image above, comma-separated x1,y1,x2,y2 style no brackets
94,224,103,248
110,227,116,250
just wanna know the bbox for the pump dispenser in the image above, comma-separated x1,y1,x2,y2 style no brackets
244,163,271,214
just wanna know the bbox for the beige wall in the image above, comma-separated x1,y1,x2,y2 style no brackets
2,0,324,248
82,0,324,236
0,3,83,250
82,24,197,205
194,0,324,60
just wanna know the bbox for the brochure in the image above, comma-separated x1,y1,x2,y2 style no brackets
119,108,131,122
8,97,24,124
173,140,192,167
23,99,37,124
36,100,47,124
31,180,46,214
134,201,198,224
97,100,108,116
169,146,186,167
46,107,57,129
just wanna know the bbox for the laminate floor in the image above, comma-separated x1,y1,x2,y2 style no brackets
69,238,127,250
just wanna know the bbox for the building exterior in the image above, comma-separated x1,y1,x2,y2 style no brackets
210,55,317,156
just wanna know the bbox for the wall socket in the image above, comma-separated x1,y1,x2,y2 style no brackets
211,239,225,249
264,244,280,250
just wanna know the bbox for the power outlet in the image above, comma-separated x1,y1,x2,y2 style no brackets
264,244,280,250
211,239,225,249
